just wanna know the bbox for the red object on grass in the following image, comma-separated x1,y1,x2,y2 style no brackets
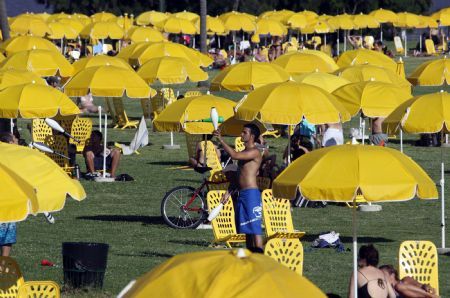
41,259,55,267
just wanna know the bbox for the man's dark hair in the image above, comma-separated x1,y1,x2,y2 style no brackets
359,244,379,267
244,123,260,142
0,132,14,143
91,130,103,140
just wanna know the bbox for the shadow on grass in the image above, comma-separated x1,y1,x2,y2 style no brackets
169,239,211,247
301,234,394,244
77,215,165,226
388,139,418,146
115,251,174,258
147,161,189,166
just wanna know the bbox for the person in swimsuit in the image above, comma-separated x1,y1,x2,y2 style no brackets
214,124,263,252
348,244,396,298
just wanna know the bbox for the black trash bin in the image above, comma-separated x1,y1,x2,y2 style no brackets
62,242,109,289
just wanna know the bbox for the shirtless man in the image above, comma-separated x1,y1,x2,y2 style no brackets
214,124,263,252
370,117,388,146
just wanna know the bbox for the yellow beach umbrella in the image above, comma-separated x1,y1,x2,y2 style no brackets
210,62,290,92
220,11,256,32
115,15,134,30
136,10,169,26
327,14,355,30
58,17,85,32
292,72,351,93
0,142,86,223
334,64,411,91
72,55,133,75
64,65,154,98
394,12,420,28
407,57,450,86
287,13,308,29
352,13,379,29
416,16,438,28
119,249,326,298
0,49,74,77
137,56,208,84
80,21,124,39
46,12,71,22
301,20,333,34
265,10,295,25
337,48,397,72
0,69,47,90
195,15,226,35
369,8,399,23
0,52,4,62
47,21,80,39
219,118,267,137
116,41,150,62
274,51,339,74
298,10,318,24
431,8,450,26
156,16,197,35
91,11,116,23
9,14,51,37
153,94,235,134
0,35,60,55
332,81,412,117
0,83,80,118
255,18,287,36
126,26,165,43
72,13,92,26
235,81,350,125
173,10,199,22
185,47,213,67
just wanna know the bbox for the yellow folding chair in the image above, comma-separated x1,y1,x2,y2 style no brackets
234,137,245,152
112,98,139,129
264,238,304,275
0,256,24,298
364,35,374,49
43,134,74,176
206,190,246,248
399,240,439,295
185,133,204,162
31,119,53,143
261,189,305,240
18,281,60,298
70,117,92,153
394,36,404,54
425,39,438,56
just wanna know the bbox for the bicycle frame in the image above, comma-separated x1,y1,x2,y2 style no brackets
183,178,228,212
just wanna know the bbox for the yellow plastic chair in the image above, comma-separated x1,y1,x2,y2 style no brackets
198,140,223,179
17,281,60,298
185,133,204,162
206,190,246,248
261,189,305,240
112,98,139,129
31,119,53,143
0,256,24,298
234,137,245,152
264,238,303,275
312,36,322,46
398,240,439,295
150,88,176,121
425,39,438,56
43,134,74,176
70,117,92,153
394,36,404,54
207,170,229,192
364,35,374,49
437,40,448,53
184,90,203,98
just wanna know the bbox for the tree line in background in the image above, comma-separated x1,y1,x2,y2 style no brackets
35,0,433,16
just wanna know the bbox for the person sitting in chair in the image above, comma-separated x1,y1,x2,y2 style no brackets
83,130,121,178
189,134,221,169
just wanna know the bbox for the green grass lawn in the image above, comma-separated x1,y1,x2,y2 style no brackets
12,54,450,297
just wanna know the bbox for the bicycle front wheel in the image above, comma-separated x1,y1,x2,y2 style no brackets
161,186,207,229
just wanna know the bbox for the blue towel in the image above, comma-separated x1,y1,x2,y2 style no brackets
237,188,262,235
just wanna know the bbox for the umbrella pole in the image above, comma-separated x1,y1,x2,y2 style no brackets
380,24,383,42
404,30,407,58
438,131,450,254
218,35,221,49
353,198,358,298
103,112,107,178
324,34,327,46
98,106,102,133
361,118,365,145
287,125,292,164
337,29,340,56
10,119,13,134
400,129,403,153
419,29,422,53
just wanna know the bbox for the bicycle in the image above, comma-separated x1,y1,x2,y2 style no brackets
161,166,229,229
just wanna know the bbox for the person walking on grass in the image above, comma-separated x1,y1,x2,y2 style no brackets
213,124,263,253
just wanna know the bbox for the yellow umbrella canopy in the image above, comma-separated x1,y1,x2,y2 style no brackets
126,26,165,43
416,15,438,28
119,249,327,298
210,62,290,92
407,57,450,86
336,49,397,72
64,65,154,98
58,17,85,32
137,56,208,84
332,81,412,117
335,64,411,90
173,10,200,22
72,55,133,75
219,117,267,137
91,11,116,23
136,10,169,26
115,15,133,30
291,72,351,93
47,21,80,39
431,8,450,26
0,52,3,61
153,94,235,134
0,49,74,77
72,13,92,26
195,15,226,35
327,14,355,30
286,13,308,29
235,81,350,125
0,35,60,55
0,69,47,90
0,142,86,223
0,83,80,118
298,10,319,24
394,12,420,28
384,91,450,134
220,11,256,32
301,20,334,34
255,18,287,36
273,144,438,201
273,51,339,74
80,21,124,39
155,16,197,34
116,41,150,62
9,14,52,36
369,8,399,23
352,13,379,29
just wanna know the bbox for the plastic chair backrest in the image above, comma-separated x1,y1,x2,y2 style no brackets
70,117,92,153
17,281,60,298
31,119,53,143
364,36,374,49
185,133,204,160
206,190,238,239
160,87,176,104
261,189,296,238
394,36,404,53
425,39,436,54
264,238,303,275
312,36,321,45
184,91,203,98
43,134,70,169
198,140,222,172
234,137,245,152
398,240,439,295
0,256,25,298
207,170,229,191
